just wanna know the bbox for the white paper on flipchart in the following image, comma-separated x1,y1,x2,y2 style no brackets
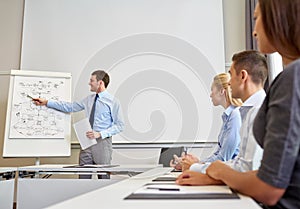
73,118,97,150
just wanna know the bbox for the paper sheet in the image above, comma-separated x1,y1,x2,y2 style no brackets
73,118,97,150
134,184,233,194
124,183,239,200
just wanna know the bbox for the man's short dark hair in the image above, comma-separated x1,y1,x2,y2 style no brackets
232,50,268,86
92,70,110,88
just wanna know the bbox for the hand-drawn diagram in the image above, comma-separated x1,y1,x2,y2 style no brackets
9,76,66,138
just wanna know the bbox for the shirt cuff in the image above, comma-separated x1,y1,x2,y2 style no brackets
190,163,210,174
46,99,55,108
100,131,109,139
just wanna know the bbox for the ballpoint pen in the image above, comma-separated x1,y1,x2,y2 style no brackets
146,186,180,191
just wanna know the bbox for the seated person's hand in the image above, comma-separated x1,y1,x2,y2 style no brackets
181,154,200,171
176,170,223,186
169,154,183,170
206,160,228,180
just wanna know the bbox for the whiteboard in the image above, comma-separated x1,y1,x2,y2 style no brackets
3,70,72,157
21,0,225,144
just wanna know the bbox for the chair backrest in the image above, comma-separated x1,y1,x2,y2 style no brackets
158,146,185,167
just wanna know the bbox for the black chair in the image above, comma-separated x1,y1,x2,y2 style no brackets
158,146,185,167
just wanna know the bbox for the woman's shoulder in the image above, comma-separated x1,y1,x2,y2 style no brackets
272,58,300,88
227,105,241,119
281,58,300,77
266,59,300,101
287,58,300,69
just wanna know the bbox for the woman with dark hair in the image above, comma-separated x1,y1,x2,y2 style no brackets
205,0,300,208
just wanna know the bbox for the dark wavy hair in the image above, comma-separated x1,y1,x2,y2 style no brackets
258,0,300,60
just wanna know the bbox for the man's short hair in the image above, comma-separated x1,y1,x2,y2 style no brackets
232,50,268,86
92,70,110,87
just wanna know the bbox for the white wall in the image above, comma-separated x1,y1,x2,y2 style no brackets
223,0,246,69
0,0,246,166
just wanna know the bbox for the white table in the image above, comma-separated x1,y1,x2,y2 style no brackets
45,167,262,209
17,164,156,177
0,167,16,209
17,164,158,209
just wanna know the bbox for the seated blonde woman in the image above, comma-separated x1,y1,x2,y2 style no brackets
170,73,242,171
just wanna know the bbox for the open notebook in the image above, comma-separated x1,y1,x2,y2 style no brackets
124,183,239,200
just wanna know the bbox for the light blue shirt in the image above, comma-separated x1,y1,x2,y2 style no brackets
201,105,241,163
226,89,265,172
47,90,124,139
191,89,266,173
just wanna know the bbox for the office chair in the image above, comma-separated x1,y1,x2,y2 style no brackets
158,146,185,167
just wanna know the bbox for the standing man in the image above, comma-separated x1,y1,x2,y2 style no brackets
34,70,124,178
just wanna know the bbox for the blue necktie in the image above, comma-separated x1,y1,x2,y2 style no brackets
89,94,98,129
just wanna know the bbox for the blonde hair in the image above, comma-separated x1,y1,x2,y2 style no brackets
213,73,243,106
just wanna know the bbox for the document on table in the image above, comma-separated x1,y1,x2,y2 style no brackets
124,184,239,200
152,172,181,182
136,184,233,194
73,118,97,150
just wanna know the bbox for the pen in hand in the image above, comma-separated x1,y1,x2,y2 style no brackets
27,94,39,101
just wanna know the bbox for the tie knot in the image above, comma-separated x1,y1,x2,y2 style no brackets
94,94,99,101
